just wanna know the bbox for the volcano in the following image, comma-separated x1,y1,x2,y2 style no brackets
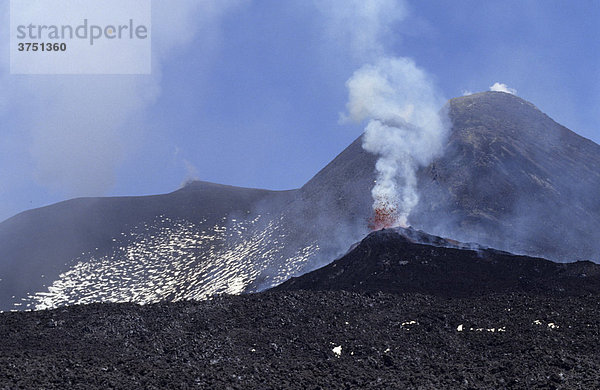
273,227,600,297
1,91,599,311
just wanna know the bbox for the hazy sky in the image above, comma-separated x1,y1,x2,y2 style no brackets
1,0,598,222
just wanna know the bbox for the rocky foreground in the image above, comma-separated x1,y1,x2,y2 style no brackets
1,290,599,389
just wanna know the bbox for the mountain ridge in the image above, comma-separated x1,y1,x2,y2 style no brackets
274,226,600,297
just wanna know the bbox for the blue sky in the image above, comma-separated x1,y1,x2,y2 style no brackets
1,0,599,222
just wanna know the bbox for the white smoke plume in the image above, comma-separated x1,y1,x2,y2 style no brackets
314,0,407,59
490,82,517,95
321,0,448,228
346,57,448,227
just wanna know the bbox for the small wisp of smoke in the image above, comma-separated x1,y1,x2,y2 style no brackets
490,82,517,95
345,57,448,228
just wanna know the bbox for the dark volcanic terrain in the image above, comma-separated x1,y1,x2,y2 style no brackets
2,229,600,389
2,291,599,389
274,227,600,297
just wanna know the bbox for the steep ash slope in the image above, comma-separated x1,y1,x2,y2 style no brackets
274,227,600,297
413,92,600,261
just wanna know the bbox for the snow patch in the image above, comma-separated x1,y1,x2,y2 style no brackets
332,345,342,357
22,215,320,310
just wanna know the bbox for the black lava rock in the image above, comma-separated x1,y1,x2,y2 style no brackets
1,291,599,389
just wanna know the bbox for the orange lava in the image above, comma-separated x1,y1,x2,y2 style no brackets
368,201,399,231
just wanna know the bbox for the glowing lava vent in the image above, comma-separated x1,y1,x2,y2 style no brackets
368,197,401,230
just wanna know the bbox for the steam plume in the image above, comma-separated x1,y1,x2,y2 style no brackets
318,0,449,229
346,57,448,228
314,0,407,59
